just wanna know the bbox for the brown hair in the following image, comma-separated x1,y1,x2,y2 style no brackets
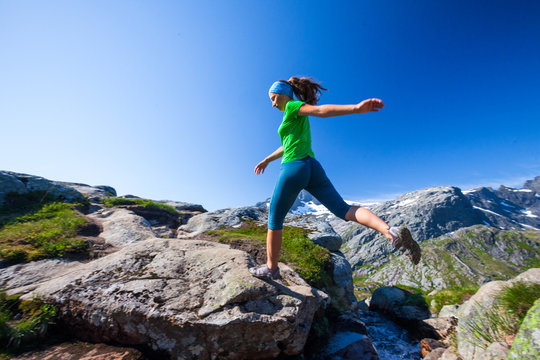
280,76,328,105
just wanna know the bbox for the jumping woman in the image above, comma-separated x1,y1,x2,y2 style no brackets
249,76,421,279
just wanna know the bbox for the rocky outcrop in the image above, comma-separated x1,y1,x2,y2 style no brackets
7,238,327,359
508,297,540,359
177,206,268,238
456,268,540,360
362,225,540,290
0,171,86,205
340,186,488,271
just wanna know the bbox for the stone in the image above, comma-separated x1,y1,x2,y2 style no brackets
477,341,510,360
0,171,27,206
0,259,84,293
423,317,458,343
9,238,327,359
439,305,460,318
2,171,85,203
177,206,267,237
325,334,379,360
440,349,464,360
11,341,144,360
508,298,540,360
328,252,357,311
87,208,155,247
421,338,445,357
425,347,447,360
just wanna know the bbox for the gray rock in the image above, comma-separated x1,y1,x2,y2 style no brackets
0,259,83,292
456,268,540,360
476,341,510,360
370,286,430,321
87,208,155,247
425,347,447,360
328,252,357,311
54,181,117,202
524,175,540,193
177,206,267,237
440,349,464,360
308,222,343,251
439,305,460,318
508,298,540,360
325,334,379,360
0,171,27,206
156,199,206,213
10,238,327,359
3,171,85,203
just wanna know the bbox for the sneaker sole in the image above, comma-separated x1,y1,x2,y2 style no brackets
398,227,422,265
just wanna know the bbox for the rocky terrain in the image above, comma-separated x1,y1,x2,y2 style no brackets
1,170,539,359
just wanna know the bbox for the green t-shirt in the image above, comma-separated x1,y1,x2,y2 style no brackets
278,100,315,163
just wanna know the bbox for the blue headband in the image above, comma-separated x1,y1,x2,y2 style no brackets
268,81,294,98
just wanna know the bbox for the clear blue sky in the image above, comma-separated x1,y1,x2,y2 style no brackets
1,1,539,211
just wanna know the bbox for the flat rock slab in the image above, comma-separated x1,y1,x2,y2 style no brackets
10,238,326,360
12,341,145,360
87,208,155,247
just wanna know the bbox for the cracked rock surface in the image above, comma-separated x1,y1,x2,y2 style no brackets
7,238,327,360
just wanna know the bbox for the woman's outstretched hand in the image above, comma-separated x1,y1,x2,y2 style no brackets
356,98,385,114
254,159,269,175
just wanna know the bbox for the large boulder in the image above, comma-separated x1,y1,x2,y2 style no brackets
456,268,540,360
507,298,540,360
9,238,327,359
1,171,85,203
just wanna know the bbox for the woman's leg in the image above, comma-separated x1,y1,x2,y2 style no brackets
266,159,310,269
306,158,393,242
344,206,392,242
266,229,282,270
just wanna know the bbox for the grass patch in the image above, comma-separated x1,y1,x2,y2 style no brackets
498,281,540,322
101,197,180,216
426,286,480,314
205,222,332,288
0,194,89,264
0,289,57,354
462,281,539,349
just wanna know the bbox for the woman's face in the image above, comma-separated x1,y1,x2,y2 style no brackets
269,93,291,112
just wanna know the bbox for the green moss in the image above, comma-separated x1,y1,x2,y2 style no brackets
205,222,332,289
0,198,89,264
101,197,180,216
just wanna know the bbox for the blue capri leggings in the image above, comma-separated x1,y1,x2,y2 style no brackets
268,156,351,230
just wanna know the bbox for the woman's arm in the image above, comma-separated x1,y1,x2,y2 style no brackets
297,98,384,118
254,146,284,175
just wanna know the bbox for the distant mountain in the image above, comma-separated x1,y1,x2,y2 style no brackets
363,224,540,291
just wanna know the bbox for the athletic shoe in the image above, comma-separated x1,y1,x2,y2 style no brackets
389,226,422,265
249,264,281,279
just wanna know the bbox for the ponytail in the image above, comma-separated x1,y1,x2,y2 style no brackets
287,76,327,105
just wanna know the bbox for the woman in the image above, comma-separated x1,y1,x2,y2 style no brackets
249,77,421,279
